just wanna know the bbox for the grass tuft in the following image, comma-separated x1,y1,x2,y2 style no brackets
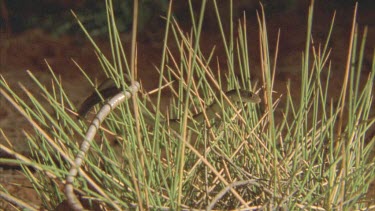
1,0,374,210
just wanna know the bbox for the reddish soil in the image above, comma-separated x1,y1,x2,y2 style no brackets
0,1,374,210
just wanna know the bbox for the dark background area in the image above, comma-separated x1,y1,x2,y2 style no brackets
2,0,374,35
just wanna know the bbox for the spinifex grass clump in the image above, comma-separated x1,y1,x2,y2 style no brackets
0,0,374,210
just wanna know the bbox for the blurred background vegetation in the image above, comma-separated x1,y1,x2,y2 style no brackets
1,0,168,36
1,0,373,37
